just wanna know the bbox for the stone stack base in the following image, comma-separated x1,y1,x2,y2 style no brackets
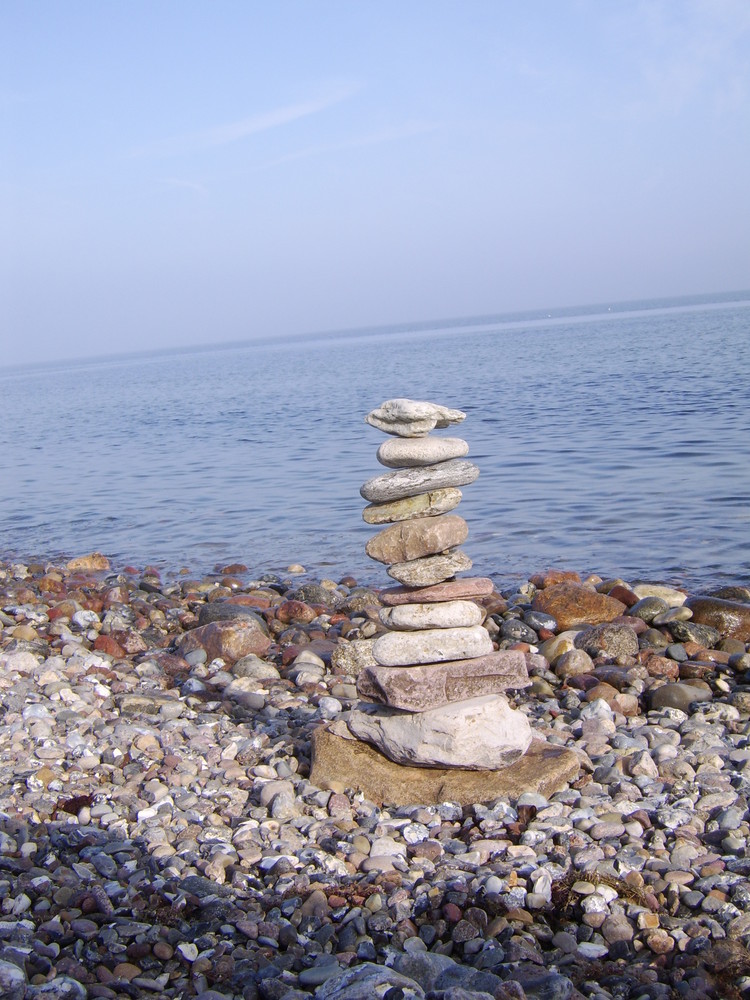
310,727,580,807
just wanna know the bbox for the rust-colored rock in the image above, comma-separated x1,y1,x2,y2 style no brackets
531,583,626,631
310,728,580,806
529,569,581,589
684,596,750,642
177,619,271,663
93,634,126,658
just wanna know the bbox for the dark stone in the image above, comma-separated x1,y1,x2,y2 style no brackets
668,620,721,647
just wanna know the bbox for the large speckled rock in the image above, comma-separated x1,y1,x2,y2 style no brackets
684,595,750,642
379,599,484,631
177,618,270,663
315,962,425,1000
531,583,626,631
365,514,468,565
377,436,469,468
380,577,494,605
361,459,479,504
574,622,639,659
386,549,472,586
373,624,492,666
357,649,531,712
362,488,462,524
346,695,532,769
365,398,465,437
310,729,580,805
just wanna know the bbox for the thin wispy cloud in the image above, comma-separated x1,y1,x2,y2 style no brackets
130,83,359,159
260,121,440,169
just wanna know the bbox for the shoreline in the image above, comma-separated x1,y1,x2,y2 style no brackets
1,553,749,1000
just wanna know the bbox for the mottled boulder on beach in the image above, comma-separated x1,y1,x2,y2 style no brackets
177,618,270,663
531,583,626,631
685,595,750,642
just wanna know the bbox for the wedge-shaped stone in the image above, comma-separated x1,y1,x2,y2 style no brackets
373,624,492,666
346,695,532,769
310,729,580,805
361,459,479,504
357,650,531,712
377,436,469,468
365,514,468,565
362,488,463,525
365,398,465,438
386,549,472,586
380,577,494,605
379,599,483,631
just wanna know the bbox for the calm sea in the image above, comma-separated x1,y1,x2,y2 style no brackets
2,292,749,592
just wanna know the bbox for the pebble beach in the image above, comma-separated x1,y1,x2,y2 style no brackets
1,553,750,1000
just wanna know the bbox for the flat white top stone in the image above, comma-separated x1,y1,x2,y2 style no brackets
366,399,466,437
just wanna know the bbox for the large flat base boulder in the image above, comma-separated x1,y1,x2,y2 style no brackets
310,727,580,806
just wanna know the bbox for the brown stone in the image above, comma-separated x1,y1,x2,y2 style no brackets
310,728,580,806
365,514,468,565
177,619,271,663
684,596,750,642
531,583,626,631
357,650,531,711
380,577,494,605
529,569,581,588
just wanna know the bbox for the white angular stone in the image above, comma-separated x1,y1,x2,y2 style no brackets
631,583,687,607
365,398,466,437
373,624,493,666
361,459,479,503
347,695,533,769
377,436,469,468
379,600,484,631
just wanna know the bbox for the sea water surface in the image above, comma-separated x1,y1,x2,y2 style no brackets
2,292,749,592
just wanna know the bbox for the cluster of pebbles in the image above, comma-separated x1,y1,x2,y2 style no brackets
1,552,750,1000
339,399,532,773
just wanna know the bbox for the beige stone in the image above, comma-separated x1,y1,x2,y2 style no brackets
363,489,462,524
379,600,483,631
373,624,492,666
365,514,468,565
387,550,472,586
310,728,581,806
377,436,469,468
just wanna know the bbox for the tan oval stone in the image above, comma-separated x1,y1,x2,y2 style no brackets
379,599,483,631
365,514,468,565
377,436,469,468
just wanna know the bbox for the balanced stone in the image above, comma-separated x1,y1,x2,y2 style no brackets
357,650,531,712
361,459,480,504
380,578,495,605
373,624,493,666
386,549,472,586
346,695,533,769
365,514,468,565
379,600,484,631
377,436,469,468
362,488,463,524
365,398,466,437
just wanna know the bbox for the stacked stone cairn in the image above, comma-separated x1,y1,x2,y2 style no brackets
342,398,535,771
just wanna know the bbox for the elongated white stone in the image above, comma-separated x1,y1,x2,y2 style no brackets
379,600,484,631
347,695,533,769
365,398,466,437
373,624,493,666
377,436,469,468
361,459,479,504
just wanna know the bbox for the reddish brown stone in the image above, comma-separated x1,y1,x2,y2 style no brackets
93,635,126,658
685,596,750,642
177,619,271,663
38,575,65,594
529,569,581,589
531,583,626,631
275,600,317,624
644,655,680,680
110,630,148,655
380,578,494,606
608,584,639,607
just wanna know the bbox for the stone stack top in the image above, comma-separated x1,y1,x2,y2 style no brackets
365,398,466,437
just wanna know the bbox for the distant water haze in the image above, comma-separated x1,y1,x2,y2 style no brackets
1,293,749,592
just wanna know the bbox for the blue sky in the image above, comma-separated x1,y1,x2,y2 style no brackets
2,0,749,367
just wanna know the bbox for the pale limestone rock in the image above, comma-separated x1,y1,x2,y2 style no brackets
386,549,472,586
347,695,533,769
365,514,468,565
631,583,687,606
361,459,479,504
365,398,465,437
380,577,494,605
362,488,462,524
357,649,531,712
373,624,492,666
377,436,469,468
379,599,483,631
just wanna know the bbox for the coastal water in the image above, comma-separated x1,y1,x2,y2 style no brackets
2,292,749,592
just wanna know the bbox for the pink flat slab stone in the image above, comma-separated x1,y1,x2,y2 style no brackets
380,577,495,606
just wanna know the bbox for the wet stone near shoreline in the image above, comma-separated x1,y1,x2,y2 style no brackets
0,555,749,1000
